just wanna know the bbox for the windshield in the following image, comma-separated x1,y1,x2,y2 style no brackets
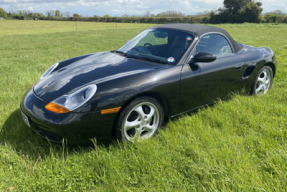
118,28,195,65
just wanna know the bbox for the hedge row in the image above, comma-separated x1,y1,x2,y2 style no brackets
11,15,287,24
262,15,287,23
37,16,208,24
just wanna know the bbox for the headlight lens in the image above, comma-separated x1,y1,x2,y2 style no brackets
45,84,97,113
40,63,59,80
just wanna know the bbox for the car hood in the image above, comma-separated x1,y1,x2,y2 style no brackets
34,51,166,102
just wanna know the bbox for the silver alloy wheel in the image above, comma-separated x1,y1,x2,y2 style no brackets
255,68,271,95
123,102,160,141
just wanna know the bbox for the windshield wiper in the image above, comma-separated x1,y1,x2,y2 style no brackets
111,50,128,57
111,50,169,64
129,55,169,64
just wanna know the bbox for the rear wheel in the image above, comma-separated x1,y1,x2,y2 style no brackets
251,66,273,96
115,97,164,141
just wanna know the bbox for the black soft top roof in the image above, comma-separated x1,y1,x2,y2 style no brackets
154,23,242,53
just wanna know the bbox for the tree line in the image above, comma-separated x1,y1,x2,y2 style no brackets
0,0,286,24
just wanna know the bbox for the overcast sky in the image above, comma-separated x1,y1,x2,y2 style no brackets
0,0,286,17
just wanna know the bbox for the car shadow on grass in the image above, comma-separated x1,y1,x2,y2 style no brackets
0,109,101,160
0,94,239,160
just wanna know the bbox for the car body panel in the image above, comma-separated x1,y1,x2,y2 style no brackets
21,89,116,144
34,52,167,102
20,24,276,144
180,54,245,112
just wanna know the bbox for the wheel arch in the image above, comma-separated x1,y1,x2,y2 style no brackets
111,91,169,139
250,64,274,96
123,91,168,119
265,62,276,78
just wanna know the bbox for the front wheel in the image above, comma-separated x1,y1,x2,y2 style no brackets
115,97,164,141
251,66,273,96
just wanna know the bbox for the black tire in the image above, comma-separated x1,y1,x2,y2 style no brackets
115,96,164,141
251,66,273,96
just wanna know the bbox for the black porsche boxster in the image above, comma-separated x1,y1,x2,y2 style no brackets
20,24,276,144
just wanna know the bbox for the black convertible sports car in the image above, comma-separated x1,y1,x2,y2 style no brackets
20,24,276,144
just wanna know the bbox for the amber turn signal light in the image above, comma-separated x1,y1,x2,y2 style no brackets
45,103,70,114
101,107,121,115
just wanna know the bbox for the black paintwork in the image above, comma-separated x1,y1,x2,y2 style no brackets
20,24,276,144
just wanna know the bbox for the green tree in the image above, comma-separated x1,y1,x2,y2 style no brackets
55,10,61,17
0,8,7,18
265,10,286,15
73,13,80,18
156,10,185,17
223,0,251,14
209,0,263,23
241,1,263,22
46,10,55,18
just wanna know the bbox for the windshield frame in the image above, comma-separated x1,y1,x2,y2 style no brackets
118,28,196,65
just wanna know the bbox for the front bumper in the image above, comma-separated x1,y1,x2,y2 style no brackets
20,89,116,145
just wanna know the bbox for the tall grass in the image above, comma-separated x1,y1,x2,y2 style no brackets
0,21,286,191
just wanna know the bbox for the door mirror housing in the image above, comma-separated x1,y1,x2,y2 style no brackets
192,52,216,63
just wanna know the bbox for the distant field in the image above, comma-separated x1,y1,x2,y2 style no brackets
0,20,155,36
0,20,286,191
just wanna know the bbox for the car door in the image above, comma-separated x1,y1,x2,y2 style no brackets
180,33,245,113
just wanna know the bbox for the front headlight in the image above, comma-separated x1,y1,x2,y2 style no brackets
40,63,59,80
45,84,97,114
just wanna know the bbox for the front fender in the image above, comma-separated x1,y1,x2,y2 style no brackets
89,64,183,117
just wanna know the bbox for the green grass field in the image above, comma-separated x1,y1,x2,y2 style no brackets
0,20,287,191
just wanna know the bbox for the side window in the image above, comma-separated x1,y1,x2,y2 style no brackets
195,34,233,57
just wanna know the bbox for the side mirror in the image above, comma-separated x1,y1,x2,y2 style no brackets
193,52,216,63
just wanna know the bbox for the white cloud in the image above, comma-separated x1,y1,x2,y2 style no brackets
0,0,286,16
